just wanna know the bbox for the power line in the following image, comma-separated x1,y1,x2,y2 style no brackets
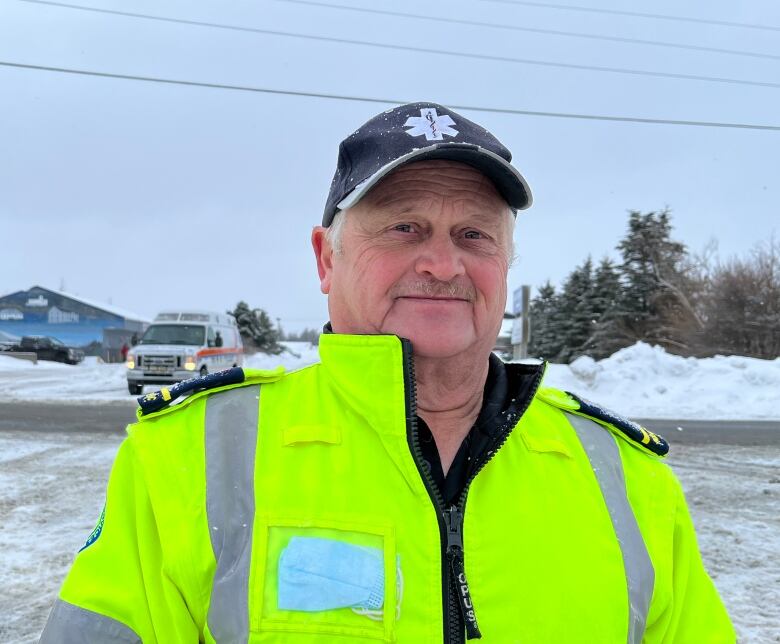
274,0,780,61
2,60,779,131
481,0,780,33
12,0,780,90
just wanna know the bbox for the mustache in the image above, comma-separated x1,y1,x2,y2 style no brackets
390,280,476,301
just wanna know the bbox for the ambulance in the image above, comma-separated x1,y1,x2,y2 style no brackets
126,311,243,395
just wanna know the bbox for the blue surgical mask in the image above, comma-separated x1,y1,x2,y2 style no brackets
278,536,385,612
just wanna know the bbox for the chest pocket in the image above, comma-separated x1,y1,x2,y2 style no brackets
250,515,400,643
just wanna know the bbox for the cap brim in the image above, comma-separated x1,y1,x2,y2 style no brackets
335,143,532,214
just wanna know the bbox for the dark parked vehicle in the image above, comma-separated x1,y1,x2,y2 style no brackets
16,336,85,365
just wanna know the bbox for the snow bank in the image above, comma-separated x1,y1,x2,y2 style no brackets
0,356,129,402
541,342,780,420
0,355,72,371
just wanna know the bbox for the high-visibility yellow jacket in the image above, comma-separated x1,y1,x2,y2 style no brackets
41,334,734,643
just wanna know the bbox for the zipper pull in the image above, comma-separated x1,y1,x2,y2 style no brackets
444,505,464,550
444,506,482,640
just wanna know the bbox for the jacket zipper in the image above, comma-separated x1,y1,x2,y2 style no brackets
401,339,457,642
448,361,546,639
444,505,481,639
401,338,546,643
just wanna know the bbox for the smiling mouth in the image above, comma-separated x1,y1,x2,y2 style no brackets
397,296,470,302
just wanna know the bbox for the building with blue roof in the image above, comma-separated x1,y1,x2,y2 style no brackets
0,285,149,357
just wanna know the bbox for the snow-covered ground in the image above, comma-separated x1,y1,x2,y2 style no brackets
0,431,121,643
0,343,321,404
1,430,776,643
1,341,779,420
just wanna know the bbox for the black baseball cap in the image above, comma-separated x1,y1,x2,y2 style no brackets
322,101,532,227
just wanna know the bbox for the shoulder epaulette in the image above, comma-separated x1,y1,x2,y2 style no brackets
538,387,669,456
136,366,284,417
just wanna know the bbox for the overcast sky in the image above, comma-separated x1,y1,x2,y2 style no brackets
1,0,778,331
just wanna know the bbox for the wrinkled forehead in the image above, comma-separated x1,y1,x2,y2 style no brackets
358,160,509,213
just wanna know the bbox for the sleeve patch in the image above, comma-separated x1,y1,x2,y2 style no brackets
79,504,105,552
567,391,669,456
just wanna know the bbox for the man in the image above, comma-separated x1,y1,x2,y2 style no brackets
41,102,734,643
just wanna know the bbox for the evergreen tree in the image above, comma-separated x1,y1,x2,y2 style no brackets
227,301,284,354
528,281,563,359
556,257,595,362
615,209,695,351
591,257,622,319
528,209,704,362
584,258,629,359
618,209,684,317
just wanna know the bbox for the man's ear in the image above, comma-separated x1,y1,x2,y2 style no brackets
311,226,333,294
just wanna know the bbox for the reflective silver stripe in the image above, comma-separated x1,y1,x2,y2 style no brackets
39,599,140,643
205,385,261,644
565,412,655,644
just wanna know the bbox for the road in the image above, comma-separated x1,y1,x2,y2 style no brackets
634,418,780,447
0,402,134,434
0,401,778,445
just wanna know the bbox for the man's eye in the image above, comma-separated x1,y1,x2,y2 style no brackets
393,224,413,233
464,230,483,239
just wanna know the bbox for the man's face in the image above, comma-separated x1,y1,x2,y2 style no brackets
312,160,513,359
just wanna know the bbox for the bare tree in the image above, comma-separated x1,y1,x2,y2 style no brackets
698,235,780,358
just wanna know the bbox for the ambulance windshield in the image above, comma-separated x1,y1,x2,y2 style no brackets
139,324,206,346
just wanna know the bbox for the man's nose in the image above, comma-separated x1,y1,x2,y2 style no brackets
414,236,466,282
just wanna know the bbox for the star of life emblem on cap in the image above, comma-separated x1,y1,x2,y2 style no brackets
403,108,458,141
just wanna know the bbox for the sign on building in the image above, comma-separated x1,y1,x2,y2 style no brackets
26,295,48,307
48,306,80,324
0,308,23,320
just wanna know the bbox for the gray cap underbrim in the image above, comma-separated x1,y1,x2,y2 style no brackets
335,143,532,215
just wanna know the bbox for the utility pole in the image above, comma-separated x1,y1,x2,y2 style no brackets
511,285,531,361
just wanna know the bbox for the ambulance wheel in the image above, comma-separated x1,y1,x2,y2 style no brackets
128,383,143,395
200,366,208,377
